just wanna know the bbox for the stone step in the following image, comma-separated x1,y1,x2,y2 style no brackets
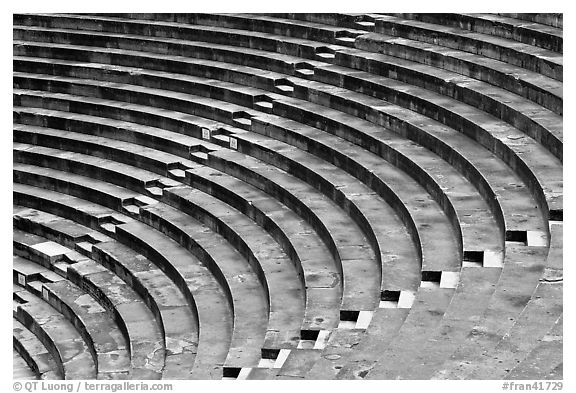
431,244,550,379
371,14,562,81
13,348,37,380
137,200,270,370
113,221,233,379
505,314,563,380
66,259,165,379
383,13,562,53
13,121,199,182
206,148,381,311
14,287,97,379
92,240,199,379
185,165,342,330
157,187,305,354
13,318,61,380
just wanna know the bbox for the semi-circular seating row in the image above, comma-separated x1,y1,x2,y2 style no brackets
13,13,561,380
13,27,561,225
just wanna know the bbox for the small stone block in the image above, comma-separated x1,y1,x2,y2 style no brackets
397,291,416,308
18,274,25,286
483,250,504,268
257,358,276,368
42,287,49,301
230,138,238,150
527,231,548,247
440,272,460,289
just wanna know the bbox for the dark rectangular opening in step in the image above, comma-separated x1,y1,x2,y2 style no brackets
421,270,442,283
550,209,563,221
222,367,241,378
340,310,360,322
261,347,280,360
380,290,401,302
463,250,484,263
506,230,527,243
300,329,320,341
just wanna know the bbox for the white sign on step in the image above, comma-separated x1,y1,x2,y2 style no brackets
18,274,25,286
230,138,238,150
202,128,211,140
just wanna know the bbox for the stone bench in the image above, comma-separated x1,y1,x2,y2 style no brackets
112,221,233,379
66,260,164,379
92,241,198,379
13,39,560,227
156,188,306,355
13,42,564,219
371,15,562,82
456,222,562,379
13,171,234,379
15,143,268,373
136,200,272,371
384,13,562,53
14,143,180,200
13,49,510,270
13,182,134,237
238,13,562,114
13,162,150,216
14,205,112,256
430,243,550,379
185,166,342,331
505,315,562,380
14,192,202,379
355,33,562,115
311,63,562,161
16,73,450,282
13,318,62,379
14,287,97,379
202,149,381,313
13,121,199,181
13,347,38,380
13,227,164,379
14,207,201,379
498,13,562,29
42,280,131,379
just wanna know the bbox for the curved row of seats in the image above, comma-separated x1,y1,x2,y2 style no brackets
13,13,562,380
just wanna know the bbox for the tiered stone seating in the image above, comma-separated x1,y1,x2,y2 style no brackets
14,285,97,379
13,226,164,379
14,318,62,379
382,13,563,53
13,348,37,380
13,12,562,380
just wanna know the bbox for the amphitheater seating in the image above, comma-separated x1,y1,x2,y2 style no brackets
13,13,562,380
